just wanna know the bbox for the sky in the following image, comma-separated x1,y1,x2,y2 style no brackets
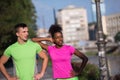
32,0,120,29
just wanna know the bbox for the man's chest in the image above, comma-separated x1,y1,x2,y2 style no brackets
11,46,36,60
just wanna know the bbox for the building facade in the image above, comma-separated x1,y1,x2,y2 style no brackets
57,5,89,47
102,13,120,41
37,28,48,37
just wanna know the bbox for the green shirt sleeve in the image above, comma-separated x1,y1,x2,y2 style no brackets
4,47,11,58
35,42,42,54
29,39,43,54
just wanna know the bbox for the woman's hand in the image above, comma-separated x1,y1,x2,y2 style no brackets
70,70,80,77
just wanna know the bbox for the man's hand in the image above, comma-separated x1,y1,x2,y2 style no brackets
34,73,44,80
7,76,19,80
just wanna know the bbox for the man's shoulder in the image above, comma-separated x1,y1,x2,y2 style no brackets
7,42,17,48
27,39,40,46
4,42,17,52
28,39,36,44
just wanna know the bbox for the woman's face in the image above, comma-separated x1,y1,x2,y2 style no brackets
53,32,63,47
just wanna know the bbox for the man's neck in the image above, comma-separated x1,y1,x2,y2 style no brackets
17,39,27,44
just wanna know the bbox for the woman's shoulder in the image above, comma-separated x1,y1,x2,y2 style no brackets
63,44,74,48
48,45,55,48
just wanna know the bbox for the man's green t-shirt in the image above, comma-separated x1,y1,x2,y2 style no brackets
4,40,42,80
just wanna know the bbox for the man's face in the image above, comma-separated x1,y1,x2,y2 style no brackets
16,27,29,41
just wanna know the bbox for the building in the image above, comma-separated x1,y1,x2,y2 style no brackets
102,13,120,41
88,23,97,40
87,17,107,41
57,5,89,47
36,28,48,37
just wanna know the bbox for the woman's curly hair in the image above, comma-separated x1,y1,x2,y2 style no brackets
48,24,62,38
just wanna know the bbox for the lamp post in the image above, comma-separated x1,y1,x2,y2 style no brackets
94,0,109,80
53,8,58,25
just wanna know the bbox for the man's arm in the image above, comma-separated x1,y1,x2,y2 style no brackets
0,55,17,80
34,50,48,79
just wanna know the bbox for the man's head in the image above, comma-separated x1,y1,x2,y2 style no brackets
14,23,29,42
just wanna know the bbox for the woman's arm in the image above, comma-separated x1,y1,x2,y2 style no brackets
32,37,53,51
74,49,88,75
32,37,52,42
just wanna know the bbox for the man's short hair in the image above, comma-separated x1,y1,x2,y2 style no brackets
14,23,27,33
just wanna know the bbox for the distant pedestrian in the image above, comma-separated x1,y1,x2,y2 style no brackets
32,24,88,80
0,23,48,80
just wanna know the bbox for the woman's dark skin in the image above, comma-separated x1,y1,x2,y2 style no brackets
32,24,88,79
32,32,88,77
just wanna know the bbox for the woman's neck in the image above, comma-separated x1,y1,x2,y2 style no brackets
55,45,63,48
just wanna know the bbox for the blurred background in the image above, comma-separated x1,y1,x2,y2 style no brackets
0,0,120,80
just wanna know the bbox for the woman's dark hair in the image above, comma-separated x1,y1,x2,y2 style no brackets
14,23,27,33
48,24,62,38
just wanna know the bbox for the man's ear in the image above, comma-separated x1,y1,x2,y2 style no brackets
16,32,19,37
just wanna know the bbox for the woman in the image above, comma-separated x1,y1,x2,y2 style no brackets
32,24,88,80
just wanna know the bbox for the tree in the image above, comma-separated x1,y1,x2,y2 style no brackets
0,0,37,55
114,32,120,42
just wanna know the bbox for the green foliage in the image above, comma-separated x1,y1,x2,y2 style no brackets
0,0,37,55
72,62,100,80
114,32,120,42
85,51,97,56
80,63,99,80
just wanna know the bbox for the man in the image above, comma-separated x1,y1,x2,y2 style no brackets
0,23,48,80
